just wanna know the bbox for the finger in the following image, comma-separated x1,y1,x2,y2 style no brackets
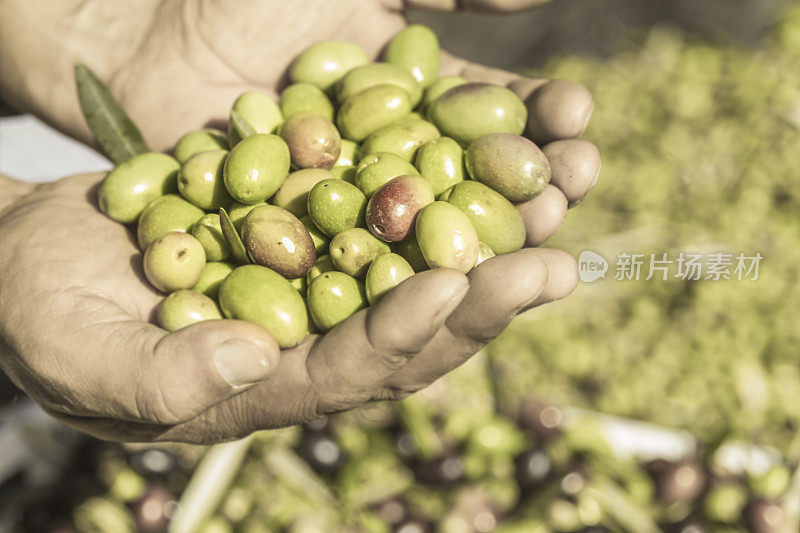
305,269,468,410
397,0,552,13
439,52,594,145
522,247,578,310
543,139,601,207
45,314,279,425
516,184,568,247
384,249,548,389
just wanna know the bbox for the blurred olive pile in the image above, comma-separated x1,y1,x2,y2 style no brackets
16,6,800,533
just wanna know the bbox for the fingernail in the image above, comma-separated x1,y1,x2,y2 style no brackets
213,340,273,388
432,281,470,326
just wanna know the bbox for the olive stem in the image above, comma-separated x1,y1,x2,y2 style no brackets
168,436,253,533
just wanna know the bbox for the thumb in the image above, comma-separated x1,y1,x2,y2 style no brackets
80,319,280,425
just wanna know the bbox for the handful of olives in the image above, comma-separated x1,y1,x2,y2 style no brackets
97,24,597,348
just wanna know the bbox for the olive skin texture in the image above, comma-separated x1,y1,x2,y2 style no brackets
280,82,335,121
272,168,335,217
420,76,467,113
143,231,206,293
336,139,359,167
358,116,440,162
307,271,368,332
192,261,235,300
223,133,290,204
428,83,527,146
157,290,222,332
365,253,414,305
525,79,594,144
191,213,230,261
476,241,496,265
330,165,356,183
543,139,601,206
227,91,283,145
366,175,435,242
173,129,228,163
329,228,391,278
178,149,232,210
306,254,336,285
515,184,568,247
219,265,308,348
98,152,179,224
393,235,429,272
466,133,551,202
336,63,422,107
443,181,526,255
290,41,370,93
279,111,341,169
137,194,204,250
414,137,466,196
227,201,265,232
299,215,330,256
355,152,420,198
384,24,440,88
415,201,479,273
336,84,413,142
307,179,367,237
240,205,316,279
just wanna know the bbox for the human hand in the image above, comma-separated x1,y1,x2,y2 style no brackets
0,0,599,443
0,172,584,443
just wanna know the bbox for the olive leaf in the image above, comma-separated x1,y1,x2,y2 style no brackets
229,109,257,140
219,207,252,265
74,62,149,164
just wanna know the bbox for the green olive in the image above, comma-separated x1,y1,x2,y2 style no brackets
218,265,308,348
192,261,235,300
98,152,179,224
157,290,222,332
383,24,440,88
428,83,527,146
335,139,359,167
137,194,204,250
466,133,550,201
290,41,370,93
223,133,290,204
280,82,335,121
272,168,335,217
178,149,232,210
420,76,467,114
306,254,336,285
355,151,420,198
336,63,422,107
227,201,265,232
329,228,391,278
279,111,341,169
173,129,228,163
414,137,466,196
191,213,230,261
365,253,414,305
392,235,429,273
307,271,367,332
143,231,206,293
299,215,330,256
476,241,495,265
240,205,316,279
415,201,479,273
443,181,526,255
227,91,283,145
336,84,412,142
330,165,356,183
307,179,367,237
358,116,440,162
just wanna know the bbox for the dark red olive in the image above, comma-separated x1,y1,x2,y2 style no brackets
297,431,346,474
655,461,706,504
366,175,434,242
516,399,563,440
131,482,176,532
371,497,410,526
745,499,786,533
514,447,553,490
411,452,465,486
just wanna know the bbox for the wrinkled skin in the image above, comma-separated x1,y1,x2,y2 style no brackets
0,0,597,443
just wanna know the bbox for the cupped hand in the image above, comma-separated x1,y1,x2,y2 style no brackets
0,0,599,443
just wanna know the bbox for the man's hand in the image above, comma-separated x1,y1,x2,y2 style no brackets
0,0,599,443
0,173,582,443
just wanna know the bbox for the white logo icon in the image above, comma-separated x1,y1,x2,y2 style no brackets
578,251,608,283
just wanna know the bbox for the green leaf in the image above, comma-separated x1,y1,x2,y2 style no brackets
74,62,149,164
219,207,252,265
230,109,257,139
